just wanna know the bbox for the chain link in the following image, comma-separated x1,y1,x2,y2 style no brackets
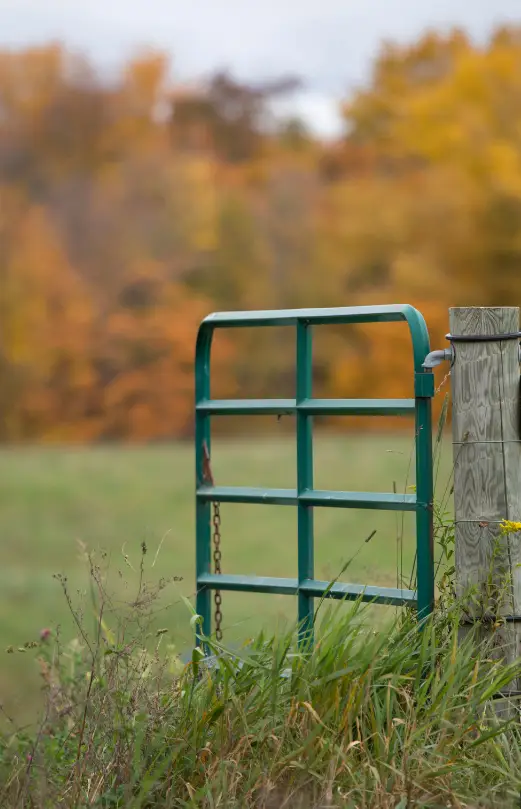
212,501,223,641
202,441,223,642
435,369,451,396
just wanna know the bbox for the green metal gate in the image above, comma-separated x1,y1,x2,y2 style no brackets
195,304,435,645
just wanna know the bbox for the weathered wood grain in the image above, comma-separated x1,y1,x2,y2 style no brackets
450,307,521,705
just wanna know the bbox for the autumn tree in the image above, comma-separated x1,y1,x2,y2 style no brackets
343,27,521,304
171,71,302,162
2,30,521,442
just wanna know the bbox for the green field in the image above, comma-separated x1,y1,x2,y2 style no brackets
0,432,452,721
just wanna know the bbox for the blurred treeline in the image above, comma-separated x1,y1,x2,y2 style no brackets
1,27,520,442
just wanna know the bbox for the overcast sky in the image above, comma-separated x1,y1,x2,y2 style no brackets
0,0,520,135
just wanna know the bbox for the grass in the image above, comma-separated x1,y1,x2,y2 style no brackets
0,431,453,723
1,580,521,808
3,427,521,807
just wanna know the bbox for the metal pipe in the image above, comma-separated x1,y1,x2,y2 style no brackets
422,347,454,369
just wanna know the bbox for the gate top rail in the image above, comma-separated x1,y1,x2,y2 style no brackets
196,304,431,374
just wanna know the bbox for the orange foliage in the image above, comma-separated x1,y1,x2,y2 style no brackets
1,30,521,442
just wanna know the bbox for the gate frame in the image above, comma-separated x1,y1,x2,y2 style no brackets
195,304,434,645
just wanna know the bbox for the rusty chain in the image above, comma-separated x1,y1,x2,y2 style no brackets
212,501,223,641
202,441,223,641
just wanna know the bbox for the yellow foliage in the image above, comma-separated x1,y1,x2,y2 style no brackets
176,157,219,252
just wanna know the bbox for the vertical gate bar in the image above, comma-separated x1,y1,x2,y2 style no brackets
296,320,314,646
414,387,434,621
195,332,212,644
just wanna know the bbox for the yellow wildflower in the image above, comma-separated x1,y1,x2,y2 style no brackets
500,520,521,535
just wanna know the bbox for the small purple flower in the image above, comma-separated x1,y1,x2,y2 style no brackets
40,628,51,642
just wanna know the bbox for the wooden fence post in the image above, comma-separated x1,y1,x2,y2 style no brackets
450,307,521,704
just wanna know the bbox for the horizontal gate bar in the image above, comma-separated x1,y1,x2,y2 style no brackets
196,398,416,416
198,573,298,595
200,304,423,329
197,486,417,511
197,573,417,606
197,398,293,416
299,490,417,510
299,579,416,605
